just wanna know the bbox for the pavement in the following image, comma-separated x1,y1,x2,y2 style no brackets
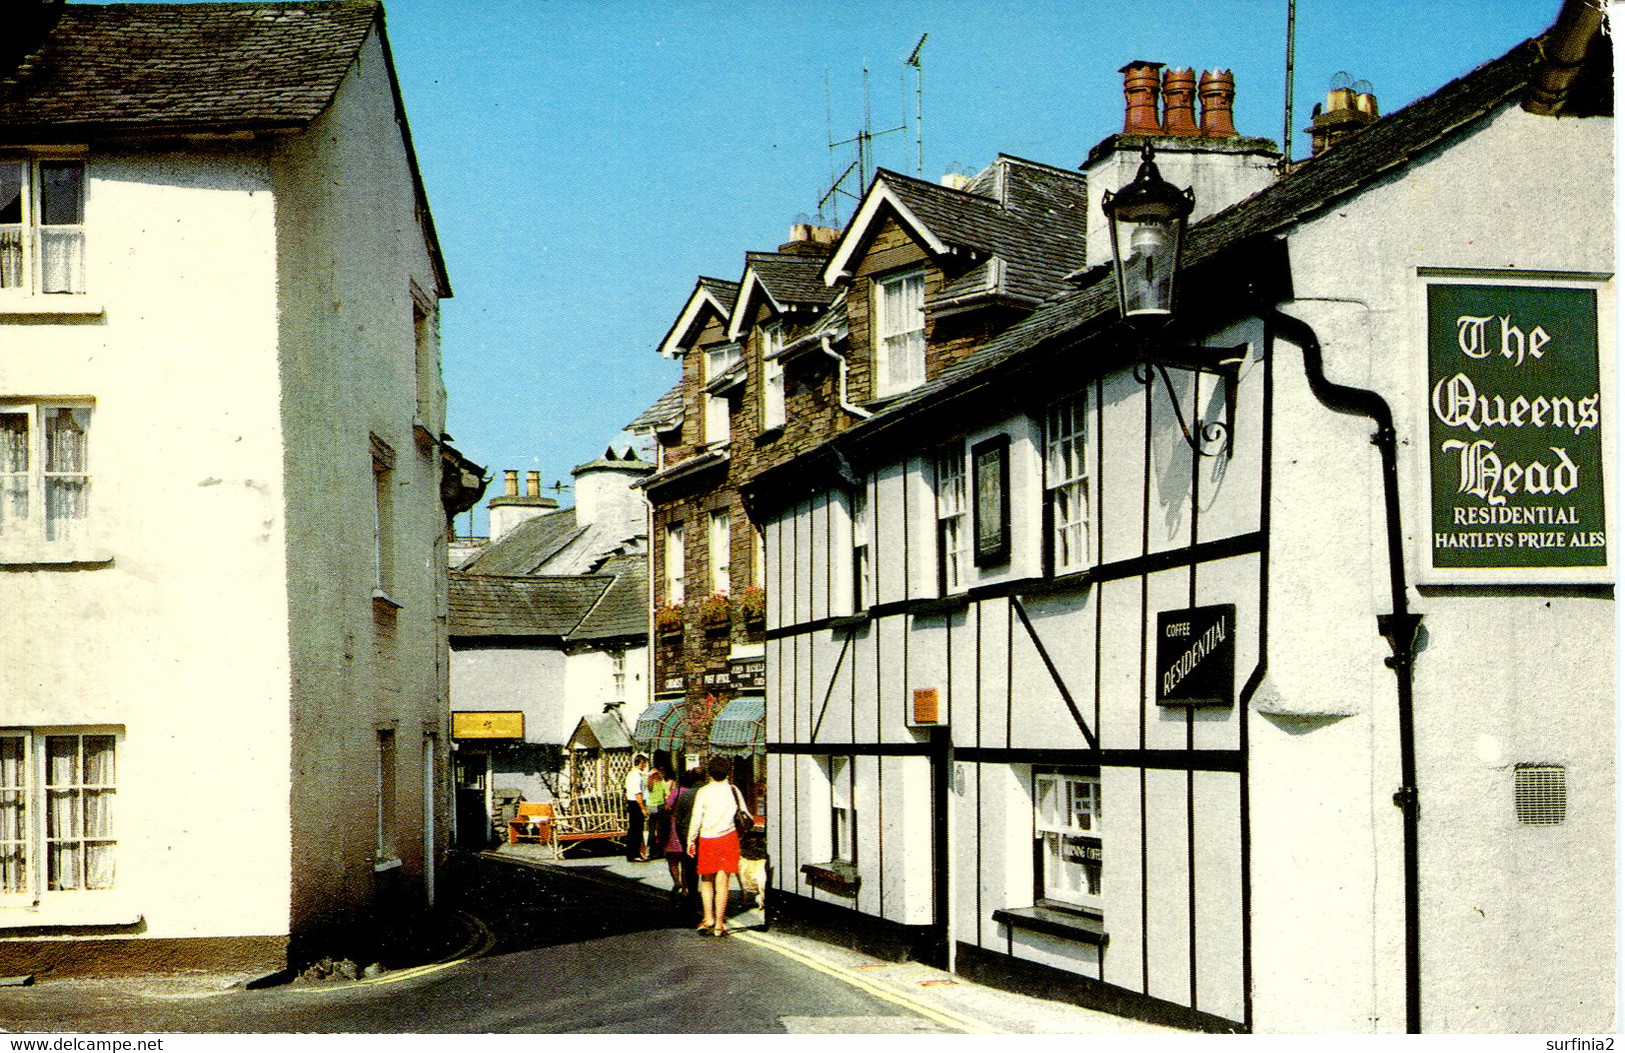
484,841,1182,1035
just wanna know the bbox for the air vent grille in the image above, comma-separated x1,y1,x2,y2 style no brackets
1515,764,1566,825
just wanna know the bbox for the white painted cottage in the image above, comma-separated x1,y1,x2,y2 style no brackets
0,0,472,975
745,3,1612,1033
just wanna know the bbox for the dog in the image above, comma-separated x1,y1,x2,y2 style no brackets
735,856,769,910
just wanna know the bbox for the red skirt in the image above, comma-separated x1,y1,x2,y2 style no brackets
696,830,740,876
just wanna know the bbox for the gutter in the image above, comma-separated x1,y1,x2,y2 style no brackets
1259,304,1423,1034
819,336,873,419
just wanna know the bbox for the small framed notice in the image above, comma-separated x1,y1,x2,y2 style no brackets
971,435,1010,567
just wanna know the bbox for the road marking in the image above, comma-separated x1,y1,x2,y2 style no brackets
733,931,992,1035
288,911,494,995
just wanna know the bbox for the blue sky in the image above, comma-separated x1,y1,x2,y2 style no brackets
117,0,1566,532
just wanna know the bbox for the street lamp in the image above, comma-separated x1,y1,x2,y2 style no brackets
1102,143,1242,457
1101,143,1194,325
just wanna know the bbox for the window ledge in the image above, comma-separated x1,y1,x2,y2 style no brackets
0,295,104,319
993,904,1109,946
801,860,859,897
0,896,141,929
0,545,113,567
827,613,871,631
374,856,403,873
910,594,970,617
372,589,403,610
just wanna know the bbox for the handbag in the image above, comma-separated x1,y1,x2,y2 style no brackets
731,785,753,839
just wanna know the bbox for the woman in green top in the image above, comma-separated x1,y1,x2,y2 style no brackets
644,766,671,860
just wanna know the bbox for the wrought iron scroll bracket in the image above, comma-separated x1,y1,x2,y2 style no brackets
1132,343,1246,458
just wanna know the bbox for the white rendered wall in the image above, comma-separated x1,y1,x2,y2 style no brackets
0,144,293,940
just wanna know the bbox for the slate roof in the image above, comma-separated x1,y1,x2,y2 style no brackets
0,2,378,136
626,381,684,432
570,554,649,642
460,509,587,577
762,34,1586,478
862,157,1092,308
449,574,611,638
744,252,837,309
697,276,740,314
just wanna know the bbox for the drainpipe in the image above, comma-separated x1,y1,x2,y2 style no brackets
1260,304,1423,1034
819,336,873,419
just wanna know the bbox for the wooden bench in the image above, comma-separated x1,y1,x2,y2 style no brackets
545,794,627,858
507,802,554,845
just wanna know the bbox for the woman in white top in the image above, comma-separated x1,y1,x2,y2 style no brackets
687,755,744,936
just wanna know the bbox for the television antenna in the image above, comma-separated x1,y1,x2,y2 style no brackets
817,34,925,226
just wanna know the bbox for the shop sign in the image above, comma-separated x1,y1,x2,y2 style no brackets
702,671,730,688
1063,835,1102,866
660,677,685,693
732,657,766,688
1155,604,1234,707
452,711,524,739
1427,284,1606,576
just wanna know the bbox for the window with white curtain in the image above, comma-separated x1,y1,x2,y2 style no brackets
0,159,85,295
873,269,925,397
1045,394,1090,573
1,730,118,899
760,324,785,431
664,521,686,604
0,402,91,548
935,443,967,592
709,508,731,594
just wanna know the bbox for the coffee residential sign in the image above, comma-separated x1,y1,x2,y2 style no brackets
1427,284,1607,577
1156,604,1235,707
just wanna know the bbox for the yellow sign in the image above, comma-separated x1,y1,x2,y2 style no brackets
453,711,524,739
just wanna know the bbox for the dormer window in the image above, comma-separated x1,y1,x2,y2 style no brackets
873,269,925,397
702,342,741,445
760,323,786,432
0,159,85,295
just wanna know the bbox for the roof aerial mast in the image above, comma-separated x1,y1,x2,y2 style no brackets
818,37,921,226
907,33,927,179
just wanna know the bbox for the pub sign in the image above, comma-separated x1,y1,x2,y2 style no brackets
1155,604,1235,707
1427,283,1607,577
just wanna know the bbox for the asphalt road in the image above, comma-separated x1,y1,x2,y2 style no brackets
0,855,949,1035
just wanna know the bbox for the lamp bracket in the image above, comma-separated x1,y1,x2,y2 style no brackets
1132,343,1246,457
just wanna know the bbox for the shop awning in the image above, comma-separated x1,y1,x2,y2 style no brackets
632,700,686,752
708,694,765,757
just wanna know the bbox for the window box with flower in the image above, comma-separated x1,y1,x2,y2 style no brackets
654,600,684,635
739,585,765,627
698,592,731,631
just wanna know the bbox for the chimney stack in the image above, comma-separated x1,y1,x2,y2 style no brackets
1121,61,1165,134
1309,73,1379,156
1198,70,1238,137
778,223,841,257
1161,68,1199,136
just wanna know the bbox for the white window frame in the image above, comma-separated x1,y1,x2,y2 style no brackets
935,444,967,592
873,269,926,397
0,400,92,550
760,323,786,431
611,647,627,698
0,729,119,903
371,437,396,601
703,342,741,445
1036,771,1101,912
708,508,731,595
0,157,86,297
830,756,854,864
850,483,871,613
664,521,686,604
1045,394,1090,573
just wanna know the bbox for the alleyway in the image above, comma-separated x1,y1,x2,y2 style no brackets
0,851,1176,1035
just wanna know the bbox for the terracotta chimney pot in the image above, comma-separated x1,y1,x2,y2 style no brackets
503,469,518,498
1120,61,1165,135
1161,68,1199,136
1199,69,1238,137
